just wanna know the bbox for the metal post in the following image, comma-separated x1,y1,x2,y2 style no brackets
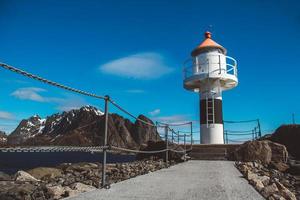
155,122,158,141
257,119,262,138
254,127,257,139
165,125,169,167
252,130,254,141
225,131,228,144
292,113,295,124
171,129,174,143
190,122,193,150
177,131,179,144
101,95,109,188
184,134,186,161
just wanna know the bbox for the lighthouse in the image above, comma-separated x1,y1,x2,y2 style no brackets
183,32,238,144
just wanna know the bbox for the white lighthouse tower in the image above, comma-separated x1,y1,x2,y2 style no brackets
183,32,238,144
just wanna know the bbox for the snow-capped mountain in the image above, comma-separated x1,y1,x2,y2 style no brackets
6,106,160,148
7,106,103,145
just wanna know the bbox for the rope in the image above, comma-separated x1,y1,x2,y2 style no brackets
224,119,258,123
225,130,254,133
0,146,106,153
178,130,200,134
157,121,192,126
0,62,105,99
110,146,167,153
109,100,156,127
226,132,253,136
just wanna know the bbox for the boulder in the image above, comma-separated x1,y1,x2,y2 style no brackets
268,125,300,160
0,171,11,181
261,183,279,198
14,170,40,182
270,161,289,172
232,140,288,165
26,167,62,180
46,185,70,199
275,180,297,200
70,182,96,193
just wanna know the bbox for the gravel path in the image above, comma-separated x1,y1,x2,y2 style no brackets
67,160,264,200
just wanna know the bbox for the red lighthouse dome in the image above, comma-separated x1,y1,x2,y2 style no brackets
191,31,227,57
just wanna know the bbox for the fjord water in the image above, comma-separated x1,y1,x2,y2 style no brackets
0,152,136,174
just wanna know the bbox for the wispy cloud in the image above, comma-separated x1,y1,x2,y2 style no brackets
0,111,15,120
149,109,160,116
55,97,88,111
11,87,89,112
99,52,174,79
153,114,191,124
11,87,49,102
125,89,145,94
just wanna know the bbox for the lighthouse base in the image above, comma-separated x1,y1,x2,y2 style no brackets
200,124,224,144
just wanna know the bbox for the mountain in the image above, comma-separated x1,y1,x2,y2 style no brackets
0,131,7,146
7,106,161,149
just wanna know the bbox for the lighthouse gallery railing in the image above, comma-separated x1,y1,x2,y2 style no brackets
183,55,237,80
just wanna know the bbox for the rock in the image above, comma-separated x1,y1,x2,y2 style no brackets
258,175,270,186
46,185,69,199
2,182,39,200
254,179,264,192
270,161,289,172
268,194,286,200
15,170,40,182
261,183,279,198
70,182,96,193
233,140,288,165
27,167,62,180
0,171,11,181
275,180,297,200
267,124,300,160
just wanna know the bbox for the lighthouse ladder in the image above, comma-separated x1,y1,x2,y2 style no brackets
206,91,215,127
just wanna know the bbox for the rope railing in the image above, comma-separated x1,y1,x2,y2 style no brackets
224,119,261,144
0,62,106,100
0,61,193,188
109,99,156,127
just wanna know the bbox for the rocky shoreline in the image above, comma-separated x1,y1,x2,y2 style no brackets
0,158,176,200
231,139,300,200
236,161,299,200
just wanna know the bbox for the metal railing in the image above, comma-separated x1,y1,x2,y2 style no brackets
183,55,237,80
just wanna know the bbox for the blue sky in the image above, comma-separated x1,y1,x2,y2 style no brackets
0,0,299,139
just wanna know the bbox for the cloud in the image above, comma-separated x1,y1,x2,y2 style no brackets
55,97,88,112
11,87,48,102
0,111,15,120
99,52,174,79
153,114,191,124
149,109,160,116
11,87,89,112
125,89,145,94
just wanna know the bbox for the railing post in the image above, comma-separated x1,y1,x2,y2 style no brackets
171,129,174,143
190,122,193,150
101,95,109,188
155,122,158,141
225,131,228,144
165,125,169,167
252,130,254,141
184,134,186,161
177,131,180,144
257,119,262,138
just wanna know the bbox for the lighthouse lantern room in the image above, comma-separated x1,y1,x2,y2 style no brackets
183,32,238,144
